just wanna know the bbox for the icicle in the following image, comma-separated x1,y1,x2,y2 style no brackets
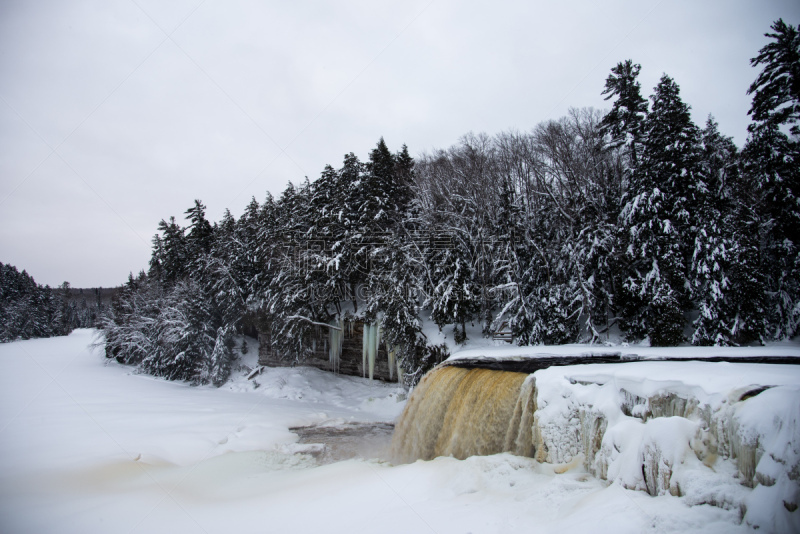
337,318,344,373
362,323,368,378
387,342,395,381
367,323,377,381
328,327,334,367
329,321,340,374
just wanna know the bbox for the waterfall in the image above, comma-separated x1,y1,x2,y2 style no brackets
391,366,536,463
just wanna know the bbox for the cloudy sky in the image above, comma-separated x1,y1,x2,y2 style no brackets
1,0,798,288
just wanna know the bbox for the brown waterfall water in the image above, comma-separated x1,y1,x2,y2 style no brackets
391,366,536,463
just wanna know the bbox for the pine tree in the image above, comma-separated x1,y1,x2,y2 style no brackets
151,217,187,285
619,74,705,345
207,323,235,387
184,199,215,268
600,60,649,166
393,144,416,219
427,233,479,344
207,209,246,328
742,19,800,339
0,264,71,341
747,19,800,137
56,281,73,336
691,117,768,345
358,140,397,288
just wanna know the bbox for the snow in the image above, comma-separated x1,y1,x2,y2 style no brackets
527,360,800,531
0,330,794,533
447,339,800,361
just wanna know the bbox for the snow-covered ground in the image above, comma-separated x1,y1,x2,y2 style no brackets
0,330,794,533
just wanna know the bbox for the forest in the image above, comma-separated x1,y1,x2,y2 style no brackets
83,20,800,385
0,263,109,342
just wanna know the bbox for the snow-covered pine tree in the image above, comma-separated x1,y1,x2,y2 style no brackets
261,181,325,361
427,233,479,344
365,232,423,363
393,144,416,221
307,163,351,317
619,74,705,345
228,198,264,336
355,140,396,294
249,191,284,351
361,144,424,371
207,323,235,387
184,199,215,270
100,271,161,365
743,19,800,339
149,278,218,382
691,117,768,345
206,209,247,329
150,217,188,285
364,137,396,230
250,192,279,306
0,264,67,341
600,60,648,167
337,153,369,306
55,281,74,336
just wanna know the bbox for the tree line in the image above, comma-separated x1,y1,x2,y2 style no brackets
99,19,799,386
0,264,109,342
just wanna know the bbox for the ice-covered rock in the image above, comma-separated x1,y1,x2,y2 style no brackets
531,362,800,532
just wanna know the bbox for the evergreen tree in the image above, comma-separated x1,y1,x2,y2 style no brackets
600,60,649,166
619,74,705,345
184,199,215,267
427,233,480,344
150,217,188,285
0,263,70,341
748,19,800,137
367,137,396,211
691,117,768,345
393,144,416,219
207,323,235,387
743,19,800,339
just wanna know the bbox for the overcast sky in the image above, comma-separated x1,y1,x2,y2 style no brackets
1,0,798,288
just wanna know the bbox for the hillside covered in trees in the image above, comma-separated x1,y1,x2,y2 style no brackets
99,20,800,386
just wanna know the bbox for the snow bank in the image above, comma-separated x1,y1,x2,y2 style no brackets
531,361,800,532
448,340,800,361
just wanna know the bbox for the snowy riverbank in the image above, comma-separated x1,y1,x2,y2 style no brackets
1,330,796,533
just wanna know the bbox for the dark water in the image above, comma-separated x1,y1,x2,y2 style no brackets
290,422,395,464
